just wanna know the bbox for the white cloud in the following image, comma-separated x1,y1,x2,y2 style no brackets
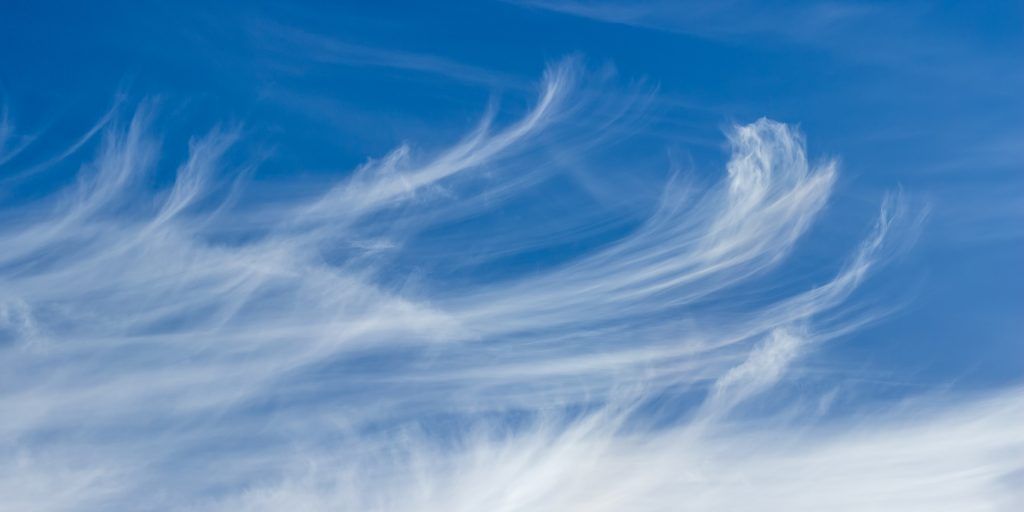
1,61,1018,511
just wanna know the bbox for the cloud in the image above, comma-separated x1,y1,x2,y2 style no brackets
250,21,525,90
1,61,1018,511
509,0,878,44
206,388,1024,512
0,104,37,167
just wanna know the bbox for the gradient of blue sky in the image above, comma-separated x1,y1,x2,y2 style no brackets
1,1,1022,510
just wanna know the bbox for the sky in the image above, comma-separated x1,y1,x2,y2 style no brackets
0,1,1022,510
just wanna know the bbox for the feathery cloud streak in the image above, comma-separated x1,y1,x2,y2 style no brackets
0,61,1020,511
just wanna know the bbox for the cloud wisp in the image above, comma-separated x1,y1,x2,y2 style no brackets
1,61,1020,511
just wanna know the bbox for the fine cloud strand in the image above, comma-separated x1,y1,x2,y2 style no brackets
1,60,1021,511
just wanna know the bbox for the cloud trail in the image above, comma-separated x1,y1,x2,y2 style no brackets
253,22,526,90
0,61,1020,511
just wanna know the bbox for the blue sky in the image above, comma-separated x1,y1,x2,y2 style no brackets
1,1,1022,510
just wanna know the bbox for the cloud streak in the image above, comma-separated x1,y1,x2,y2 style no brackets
1,61,1019,511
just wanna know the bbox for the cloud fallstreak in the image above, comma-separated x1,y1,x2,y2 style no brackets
1,61,1019,511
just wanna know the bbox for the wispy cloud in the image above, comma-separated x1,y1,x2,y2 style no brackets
510,0,877,44
204,387,1024,512
250,21,526,90
1,60,1018,511
511,0,1024,92
0,105,37,168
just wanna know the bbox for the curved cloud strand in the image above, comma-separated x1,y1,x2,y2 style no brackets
0,63,1020,511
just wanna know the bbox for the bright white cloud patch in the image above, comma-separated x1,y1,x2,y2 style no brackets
0,62,1020,511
